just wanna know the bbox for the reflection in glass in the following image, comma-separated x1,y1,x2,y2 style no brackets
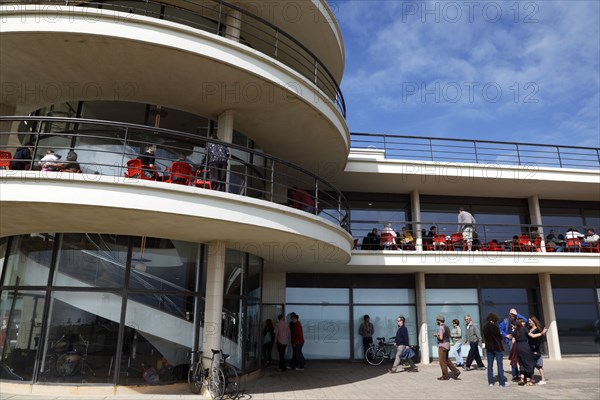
130,237,197,292
286,288,349,304
553,288,595,303
54,234,126,288
0,290,45,381
244,301,261,371
283,305,349,359
0,237,8,281
426,305,480,358
38,291,120,384
120,294,195,385
3,234,55,286
554,303,600,354
224,250,244,296
426,288,478,304
353,306,417,360
353,288,415,304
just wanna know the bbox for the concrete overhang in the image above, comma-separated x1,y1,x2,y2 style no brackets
336,156,600,201
0,172,352,266
0,5,349,172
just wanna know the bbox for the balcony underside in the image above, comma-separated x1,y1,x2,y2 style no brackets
0,173,352,267
0,6,349,171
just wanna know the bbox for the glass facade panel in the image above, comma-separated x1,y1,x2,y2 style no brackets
352,306,417,360
130,237,197,292
3,234,55,287
121,294,194,385
426,289,478,304
426,305,481,358
0,237,8,281
553,288,596,303
0,289,46,381
283,305,349,359
286,288,349,304
38,291,120,383
554,303,600,354
224,250,244,296
54,234,126,288
353,288,415,304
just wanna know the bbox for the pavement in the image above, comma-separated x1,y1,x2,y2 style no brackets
1,357,599,400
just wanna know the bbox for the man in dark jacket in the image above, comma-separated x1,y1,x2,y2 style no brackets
482,312,508,387
389,315,418,373
203,133,229,191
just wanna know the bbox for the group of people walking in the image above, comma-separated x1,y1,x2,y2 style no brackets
263,313,305,372
437,309,548,386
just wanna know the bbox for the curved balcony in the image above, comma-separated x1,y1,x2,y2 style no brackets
1,0,345,117
0,116,352,265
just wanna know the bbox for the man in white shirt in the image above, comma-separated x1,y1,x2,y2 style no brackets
457,208,476,251
582,228,599,249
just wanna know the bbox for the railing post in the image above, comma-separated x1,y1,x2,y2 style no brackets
516,144,522,165
314,178,319,215
274,29,279,59
216,1,223,36
338,193,342,225
429,139,434,161
314,60,318,85
473,141,479,163
383,135,387,157
269,161,275,202
120,126,129,179
557,147,563,168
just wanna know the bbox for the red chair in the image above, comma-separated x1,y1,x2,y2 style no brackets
432,234,447,250
485,241,503,251
164,162,192,185
533,236,543,252
565,238,581,252
124,159,157,180
194,169,212,189
380,233,398,250
353,239,359,250
450,233,464,251
517,235,533,252
0,150,11,169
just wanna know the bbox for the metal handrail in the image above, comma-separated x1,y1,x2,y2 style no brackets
352,220,599,250
350,133,600,170
0,116,351,231
4,0,345,117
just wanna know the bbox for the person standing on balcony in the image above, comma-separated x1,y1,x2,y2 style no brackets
10,142,34,170
457,208,476,251
203,133,229,192
582,228,599,249
381,223,397,250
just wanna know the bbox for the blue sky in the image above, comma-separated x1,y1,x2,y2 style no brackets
334,0,600,148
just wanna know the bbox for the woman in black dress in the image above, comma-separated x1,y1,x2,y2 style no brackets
513,318,536,386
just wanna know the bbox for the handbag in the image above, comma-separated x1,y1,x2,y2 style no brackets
400,346,416,360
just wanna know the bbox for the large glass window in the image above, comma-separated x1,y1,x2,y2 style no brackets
286,288,349,304
3,234,56,287
553,288,600,354
38,291,121,384
284,305,350,359
426,289,480,358
0,289,46,381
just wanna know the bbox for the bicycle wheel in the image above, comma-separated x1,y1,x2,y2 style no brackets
188,363,203,394
365,346,384,366
223,363,240,398
208,367,225,400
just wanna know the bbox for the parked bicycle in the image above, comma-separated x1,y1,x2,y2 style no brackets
365,336,396,366
188,348,240,399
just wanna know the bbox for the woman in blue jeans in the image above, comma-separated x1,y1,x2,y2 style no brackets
482,312,508,387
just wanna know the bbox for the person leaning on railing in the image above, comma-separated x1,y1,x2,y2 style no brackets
545,230,563,252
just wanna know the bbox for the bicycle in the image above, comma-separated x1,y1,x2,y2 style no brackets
187,349,240,399
365,336,396,366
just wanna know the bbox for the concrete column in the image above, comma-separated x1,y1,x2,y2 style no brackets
416,272,430,364
217,110,234,192
528,195,546,251
411,190,422,250
203,241,226,366
225,10,242,42
538,272,561,360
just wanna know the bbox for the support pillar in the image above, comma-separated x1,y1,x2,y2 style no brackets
203,241,226,366
538,272,561,360
217,110,234,192
528,195,546,251
416,272,430,364
225,10,242,42
411,190,422,250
